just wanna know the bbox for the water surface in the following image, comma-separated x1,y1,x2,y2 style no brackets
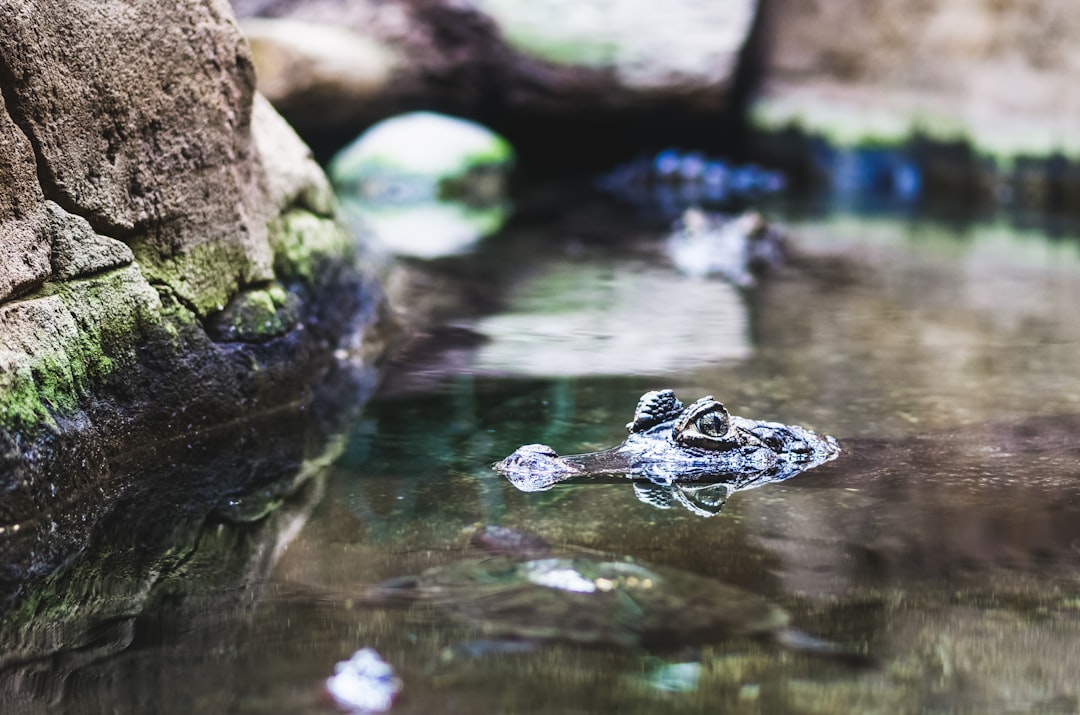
10,197,1080,714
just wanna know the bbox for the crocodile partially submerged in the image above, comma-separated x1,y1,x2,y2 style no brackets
495,390,840,512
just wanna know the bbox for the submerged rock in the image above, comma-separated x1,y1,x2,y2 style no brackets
379,525,790,650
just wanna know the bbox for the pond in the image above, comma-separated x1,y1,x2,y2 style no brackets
8,189,1080,714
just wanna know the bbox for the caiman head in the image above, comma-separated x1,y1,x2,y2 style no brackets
494,389,840,499
629,390,833,459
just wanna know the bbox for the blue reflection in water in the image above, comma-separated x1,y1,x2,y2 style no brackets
598,149,786,215
825,146,923,205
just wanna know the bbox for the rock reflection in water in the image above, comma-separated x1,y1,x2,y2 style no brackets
0,405,341,713
472,262,750,376
341,196,510,259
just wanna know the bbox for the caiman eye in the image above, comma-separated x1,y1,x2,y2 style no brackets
696,409,729,437
672,397,734,450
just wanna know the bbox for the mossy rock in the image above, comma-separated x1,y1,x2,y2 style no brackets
328,112,515,202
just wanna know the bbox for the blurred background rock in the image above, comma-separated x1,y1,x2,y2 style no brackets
235,0,1080,210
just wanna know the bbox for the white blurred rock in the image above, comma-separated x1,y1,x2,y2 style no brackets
325,648,402,713
329,112,514,192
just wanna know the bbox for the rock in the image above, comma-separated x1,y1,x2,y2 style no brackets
473,0,755,96
205,283,299,343
330,112,514,258
45,203,135,281
230,0,759,156
329,112,514,197
756,0,1080,159
325,648,402,713
251,94,336,219
0,90,52,303
243,18,402,132
0,0,388,609
0,2,277,316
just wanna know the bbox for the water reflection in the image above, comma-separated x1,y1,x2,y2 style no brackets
334,379,1080,712
0,452,329,713
632,481,732,516
0,355,370,713
470,262,751,376
747,414,1080,598
340,196,510,259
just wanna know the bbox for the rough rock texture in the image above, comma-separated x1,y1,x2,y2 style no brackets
0,89,53,303
0,413,338,699
756,0,1080,158
231,0,759,161
0,0,387,608
0,1,280,315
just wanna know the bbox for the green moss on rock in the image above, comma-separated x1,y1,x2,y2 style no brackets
0,203,359,434
0,266,165,432
206,284,300,343
130,238,273,317
269,208,355,283
328,112,514,194
0,353,52,430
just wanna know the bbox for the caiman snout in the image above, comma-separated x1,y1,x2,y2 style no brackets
494,443,583,492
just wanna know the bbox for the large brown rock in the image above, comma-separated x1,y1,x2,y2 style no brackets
0,89,52,303
0,0,279,315
0,0,386,609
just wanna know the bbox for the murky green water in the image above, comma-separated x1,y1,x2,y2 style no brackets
8,197,1080,714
